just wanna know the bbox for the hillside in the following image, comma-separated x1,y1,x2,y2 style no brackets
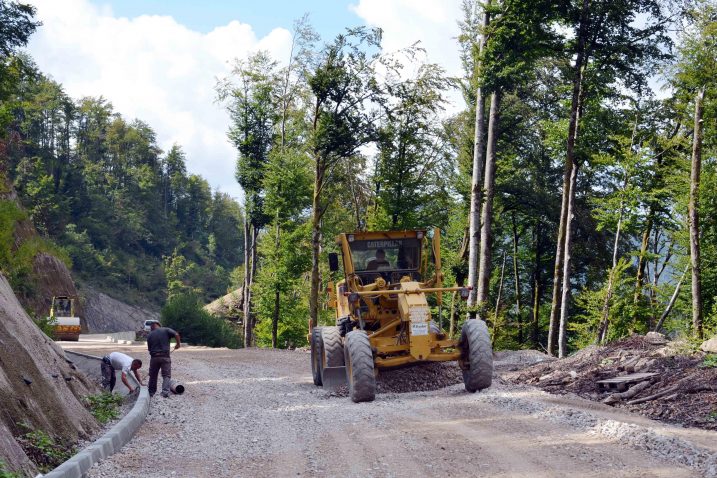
0,272,98,475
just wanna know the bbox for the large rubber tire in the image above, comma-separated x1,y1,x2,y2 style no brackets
320,326,345,383
310,327,324,386
344,330,376,403
460,319,493,393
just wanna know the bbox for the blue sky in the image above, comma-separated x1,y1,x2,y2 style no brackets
100,0,359,39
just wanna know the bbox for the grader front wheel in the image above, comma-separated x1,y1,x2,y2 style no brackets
344,330,376,402
320,326,345,386
311,327,324,386
460,319,493,392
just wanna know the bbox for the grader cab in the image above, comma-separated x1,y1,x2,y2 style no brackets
310,229,493,402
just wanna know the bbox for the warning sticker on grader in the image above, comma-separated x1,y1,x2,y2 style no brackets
411,323,428,336
410,306,429,335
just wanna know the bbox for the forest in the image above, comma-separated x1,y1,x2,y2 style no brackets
1,0,716,353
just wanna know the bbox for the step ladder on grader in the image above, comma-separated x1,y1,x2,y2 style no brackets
310,228,493,402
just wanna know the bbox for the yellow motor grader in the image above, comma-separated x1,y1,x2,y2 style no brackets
310,229,493,402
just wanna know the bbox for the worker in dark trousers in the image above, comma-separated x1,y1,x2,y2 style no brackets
101,352,142,393
146,320,181,398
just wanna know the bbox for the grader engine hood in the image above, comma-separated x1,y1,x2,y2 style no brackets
397,282,432,360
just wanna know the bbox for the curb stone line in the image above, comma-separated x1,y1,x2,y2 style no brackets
43,354,150,478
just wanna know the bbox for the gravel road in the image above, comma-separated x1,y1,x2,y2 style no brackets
70,344,715,478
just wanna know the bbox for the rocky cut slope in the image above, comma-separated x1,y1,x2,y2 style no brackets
0,273,98,475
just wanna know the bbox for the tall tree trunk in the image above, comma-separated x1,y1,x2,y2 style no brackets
271,220,281,348
654,265,689,333
530,221,542,348
467,4,491,308
548,0,589,357
493,251,507,347
597,197,625,344
242,216,252,347
309,165,323,330
633,215,653,307
689,87,705,340
558,162,578,357
243,225,259,347
511,213,523,344
477,91,501,305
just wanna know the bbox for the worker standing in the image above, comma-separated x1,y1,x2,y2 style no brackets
146,320,181,398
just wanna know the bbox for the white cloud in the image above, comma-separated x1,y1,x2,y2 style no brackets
25,0,469,201
26,0,293,200
350,0,465,112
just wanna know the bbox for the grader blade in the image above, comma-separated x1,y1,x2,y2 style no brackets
322,366,347,388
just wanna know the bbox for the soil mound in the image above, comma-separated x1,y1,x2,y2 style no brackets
505,335,717,430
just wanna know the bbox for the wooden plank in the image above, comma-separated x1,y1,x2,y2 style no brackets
596,372,658,392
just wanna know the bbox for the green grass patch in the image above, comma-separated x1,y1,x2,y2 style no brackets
700,354,717,369
83,392,124,424
16,423,74,473
0,460,22,478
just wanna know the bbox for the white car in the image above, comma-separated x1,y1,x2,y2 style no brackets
143,320,155,332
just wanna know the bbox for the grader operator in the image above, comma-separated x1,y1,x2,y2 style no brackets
310,229,493,402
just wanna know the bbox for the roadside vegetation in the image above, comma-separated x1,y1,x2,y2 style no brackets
0,461,21,478
1,1,716,357
15,423,74,474
83,392,124,424
162,293,242,349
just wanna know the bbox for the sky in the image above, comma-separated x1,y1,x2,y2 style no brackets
25,0,465,200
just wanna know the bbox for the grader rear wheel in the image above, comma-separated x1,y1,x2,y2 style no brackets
460,319,493,392
344,330,375,403
310,327,324,386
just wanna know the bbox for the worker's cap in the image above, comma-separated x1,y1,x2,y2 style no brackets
147,320,161,326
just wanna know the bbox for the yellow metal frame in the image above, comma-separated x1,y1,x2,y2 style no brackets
332,228,464,369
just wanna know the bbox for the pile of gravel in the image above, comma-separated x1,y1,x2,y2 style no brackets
328,361,464,397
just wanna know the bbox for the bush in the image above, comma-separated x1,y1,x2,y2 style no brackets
0,200,71,296
32,313,56,340
15,423,74,473
161,293,242,349
0,460,21,478
83,392,124,423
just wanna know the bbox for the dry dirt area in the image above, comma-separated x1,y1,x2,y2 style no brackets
64,343,717,478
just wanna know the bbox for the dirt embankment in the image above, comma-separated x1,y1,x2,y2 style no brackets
2,182,86,331
204,287,243,322
80,284,159,333
0,273,98,475
505,335,717,430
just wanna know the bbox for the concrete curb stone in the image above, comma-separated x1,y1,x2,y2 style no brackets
43,357,150,478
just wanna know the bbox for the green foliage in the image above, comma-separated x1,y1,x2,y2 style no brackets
700,354,717,369
33,313,56,339
83,392,123,423
16,422,74,473
369,63,455,230
253,223,312,348
572,258,641,349
161,293,242,349
0,460,21,478
0,200,71,296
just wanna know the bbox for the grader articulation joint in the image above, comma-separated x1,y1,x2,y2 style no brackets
310,228,493,402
